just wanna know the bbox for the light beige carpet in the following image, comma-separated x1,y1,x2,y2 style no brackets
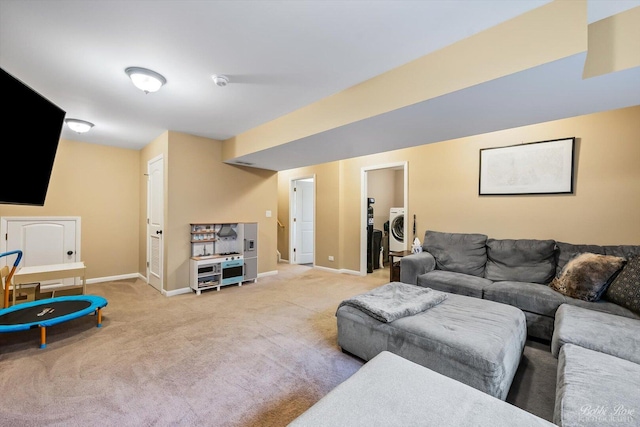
0,264,556,426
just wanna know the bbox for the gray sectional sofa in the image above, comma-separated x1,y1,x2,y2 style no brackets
291,233,640,426
400,230,640,340
291,304,640,426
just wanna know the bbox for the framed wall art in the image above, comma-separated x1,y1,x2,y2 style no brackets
479,137,575,195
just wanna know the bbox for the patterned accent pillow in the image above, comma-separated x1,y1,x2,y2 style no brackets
549,252,626,302
604,255,640,315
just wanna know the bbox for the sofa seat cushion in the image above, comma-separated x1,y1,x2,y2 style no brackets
551,304,640,363
554,344,640,427
561,296,640,320
289,351,554,427
484,281,566,317
417,270,493,298
485,238,556,284
424,230,488,277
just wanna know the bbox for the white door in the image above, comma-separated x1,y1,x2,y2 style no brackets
290,178,314,264
147,155,164,292
1,216,80,286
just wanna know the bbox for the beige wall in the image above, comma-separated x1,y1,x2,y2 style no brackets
277,162,340,265
1,131,278,294
0,139,140,279
164,132,278,292
278,106,640,273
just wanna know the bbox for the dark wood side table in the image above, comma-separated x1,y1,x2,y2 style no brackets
389,250,412,282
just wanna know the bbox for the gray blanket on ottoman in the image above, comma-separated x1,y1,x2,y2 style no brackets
337,281,447,322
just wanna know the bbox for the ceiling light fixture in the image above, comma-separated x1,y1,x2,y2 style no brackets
64,118,94,133
212,74,229,87
125,67,166,93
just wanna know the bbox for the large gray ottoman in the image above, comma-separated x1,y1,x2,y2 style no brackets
289,351,553,427
555,343,640,427
336,291,526,400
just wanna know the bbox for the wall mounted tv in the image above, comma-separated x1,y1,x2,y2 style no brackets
1,67,66,206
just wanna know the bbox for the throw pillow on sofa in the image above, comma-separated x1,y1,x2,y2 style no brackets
604,255,640,315
549,253,626,301
423,230,488,277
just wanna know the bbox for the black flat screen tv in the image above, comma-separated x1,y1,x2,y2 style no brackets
1,67,66,206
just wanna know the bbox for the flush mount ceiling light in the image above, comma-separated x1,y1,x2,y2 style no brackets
64,118,94,133
125,67,166,93
211,74,229,87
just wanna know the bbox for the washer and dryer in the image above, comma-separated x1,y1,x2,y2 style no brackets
389,207,405,252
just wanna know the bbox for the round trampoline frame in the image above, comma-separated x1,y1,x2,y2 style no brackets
0,250,108,348
0,295,108,348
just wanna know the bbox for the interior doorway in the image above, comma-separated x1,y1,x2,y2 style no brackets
360,162,407,275
289,176,315,265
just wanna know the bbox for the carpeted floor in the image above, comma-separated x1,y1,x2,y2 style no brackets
0,263,557,426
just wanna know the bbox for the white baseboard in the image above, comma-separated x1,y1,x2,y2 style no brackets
313,265,364,276
165,287,191,297
258,270,278,278
86,272,142,285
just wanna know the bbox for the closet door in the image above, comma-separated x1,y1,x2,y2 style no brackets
1,216,80,286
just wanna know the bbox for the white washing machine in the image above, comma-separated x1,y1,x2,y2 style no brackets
389,207,405,252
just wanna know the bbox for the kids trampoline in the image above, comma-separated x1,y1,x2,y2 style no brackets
0,295,108,348
0,250,108,348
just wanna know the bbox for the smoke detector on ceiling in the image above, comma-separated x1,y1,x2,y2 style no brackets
212,74,229,87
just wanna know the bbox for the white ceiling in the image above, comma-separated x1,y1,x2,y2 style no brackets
1,0,639,171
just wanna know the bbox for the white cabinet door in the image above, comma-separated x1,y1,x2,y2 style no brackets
1,216,81,286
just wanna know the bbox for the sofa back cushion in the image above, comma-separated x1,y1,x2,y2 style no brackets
423,230,487,277
485,239,557,284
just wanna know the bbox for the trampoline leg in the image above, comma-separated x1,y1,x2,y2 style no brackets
96,308,102,328
40,326,47,349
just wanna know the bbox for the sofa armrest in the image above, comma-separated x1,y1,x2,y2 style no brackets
400,252,436,285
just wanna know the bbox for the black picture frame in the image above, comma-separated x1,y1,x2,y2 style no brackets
479,137,575,195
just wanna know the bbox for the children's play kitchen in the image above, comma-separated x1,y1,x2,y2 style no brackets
189,222,258,295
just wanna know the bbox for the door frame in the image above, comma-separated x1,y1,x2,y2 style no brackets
146,154,164,293
289,175,316,265
360,162,408,276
